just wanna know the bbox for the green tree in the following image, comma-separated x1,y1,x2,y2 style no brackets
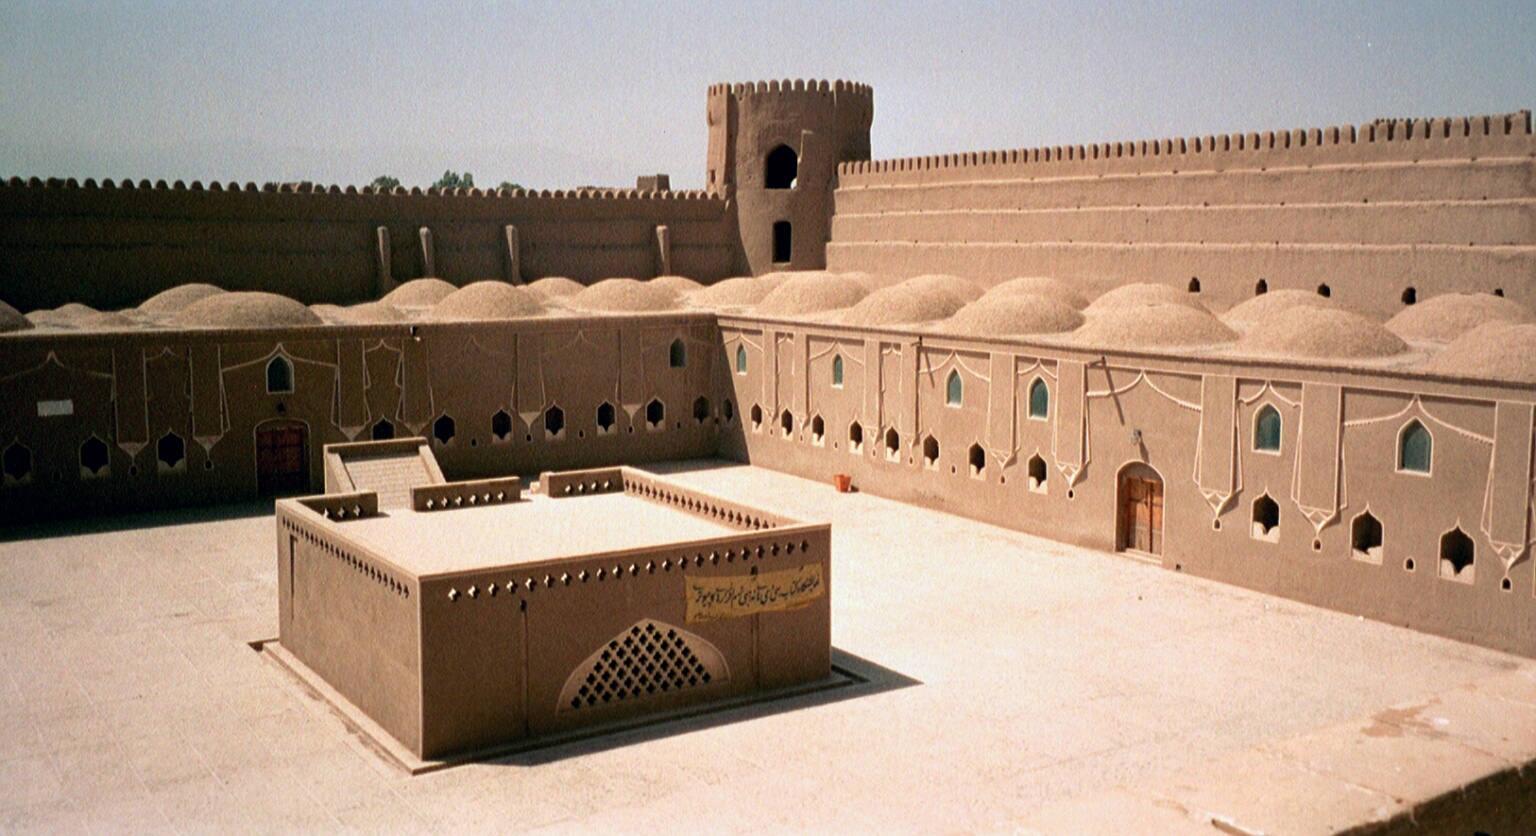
497,181,523,191
370,175,400,190
432,170,474,189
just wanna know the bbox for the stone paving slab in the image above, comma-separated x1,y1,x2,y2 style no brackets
1,461,1533,832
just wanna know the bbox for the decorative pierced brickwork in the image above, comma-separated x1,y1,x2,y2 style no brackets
557,620,728,712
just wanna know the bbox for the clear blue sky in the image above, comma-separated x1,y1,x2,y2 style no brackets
2,0,1533,191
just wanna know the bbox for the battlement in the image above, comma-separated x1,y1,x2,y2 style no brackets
0,176,719,201
839,110,1534,177
707,78,873,101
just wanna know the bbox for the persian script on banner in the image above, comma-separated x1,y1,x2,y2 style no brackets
685,564,825,622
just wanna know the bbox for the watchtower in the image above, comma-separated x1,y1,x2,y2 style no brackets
706,79,874,275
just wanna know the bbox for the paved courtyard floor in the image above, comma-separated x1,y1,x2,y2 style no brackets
0,459,1530,833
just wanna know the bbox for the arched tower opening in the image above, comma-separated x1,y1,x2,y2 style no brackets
765,145,798,189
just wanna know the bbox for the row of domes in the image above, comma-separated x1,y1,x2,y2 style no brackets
3,274,1533,383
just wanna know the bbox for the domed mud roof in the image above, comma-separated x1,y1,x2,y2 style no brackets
1221,289,1337,328
1422,322,1536,383
1086,283,1209,314
138,283,226,316
525,277,586,301
900,274,985,303
1385,293,1535,342
314,302,407,325
840,281,972,327
832,271,883,291
690,276,779,308
1072,303,1236,349
981,277,1090,310
26,303,100,326
755,273,870,316
381,278,456,308
936,293,1085,338
650,275,705,295
173,292,323,328
75,311,139,331
568,278,681,312
427,281,544,321
1239,307,1407,359
0,299,35,333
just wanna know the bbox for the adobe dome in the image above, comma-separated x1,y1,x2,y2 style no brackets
1072,303,1236,349
1238,307,1407,359
27,303,99,326
315,302,408,325
173,292,323,328
1221,289,1337,328
981,277,1090,310
833,271,883,291
1086,283,1209,314
568,278,681,312
525,277,586,301
1422,322,1536,383
937,293,1085,338
650,275,705,295
691,276,778,308
754,273,869,316
138,283,225,316
0,299,35,333
381,278,456,309
752,271,799,292
840,281,971,327
427,281,544,321
75,311,138,330
1385,293,1535,342
900,274,985,303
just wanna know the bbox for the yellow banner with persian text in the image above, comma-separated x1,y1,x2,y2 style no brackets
685,564,825,622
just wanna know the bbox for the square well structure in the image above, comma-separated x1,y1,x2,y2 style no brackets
273,458,831,762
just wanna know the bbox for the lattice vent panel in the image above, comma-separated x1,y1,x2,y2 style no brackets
558,620,729,712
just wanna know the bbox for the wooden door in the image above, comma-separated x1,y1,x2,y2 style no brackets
256,422,309,496
1119,470,1164,555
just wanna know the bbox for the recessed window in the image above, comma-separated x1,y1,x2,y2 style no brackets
157,432,186,473
79,437,110,478
1316,283,1331,298
491,410,513,441
1027,454,1047,493
646,399,666,431
544,405,566,440
848,422,864,454
1440,527,1474,583
779,409,794,439
669,339,686,369
1401,287,1417,305
2,442,32,484
693,396,711,424
1255,279,1268,296
432,414,456,445
750,404,763,432
810,415,825,445
596,402,617,434
371,419,395,440
922,435,939,469
884,428,901,462
765,144,798,189
772,221,792,263
266,356,294,394
1254,404,1282,453
1187,277,1201,293
946,370,963,407
722,399,735,423
968,444,985,479
1028,378,1049,419
1351,510,1383,563
736,345,748,375
1398,419,1432,474
1251,494,1280,542
832,355,844,388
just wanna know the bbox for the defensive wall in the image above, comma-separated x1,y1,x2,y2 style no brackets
828,112,1536,318
0,180,739,312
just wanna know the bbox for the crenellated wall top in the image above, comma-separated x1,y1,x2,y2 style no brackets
0,176,721,202
708,78,873,102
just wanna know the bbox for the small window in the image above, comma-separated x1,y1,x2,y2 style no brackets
1398,419,1431,474
722,399,735,423
693,396,711,424
848,422,864,453
266,356,294,394
765,144,798,189
1028,378,1049,419
1027,454,1047,493
491,410,513,441
884,428,901,462
1187,277,1201,293
1254,405,1282,453
1351,511,1383,562
1401,287,1417,305
736,345,748,375
922,435,939,469
645,399,665,431
832,355,844,388
810,415,825,445
1440,527,1474,583
596,402,617,434
779,409,794,438
751,404,763,432
371,419,395,440
772,221,792,263
669,339,686,368
545,405,566,440
968,443,985,479
432,414,456,445
80,437,110,478
2,442,32,484
1316,283,1331,298
157,432,186,473
1254,279,1268,296
1252,494,1280,542
946,370,963,407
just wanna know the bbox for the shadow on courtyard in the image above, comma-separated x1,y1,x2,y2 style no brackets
0,498,277,543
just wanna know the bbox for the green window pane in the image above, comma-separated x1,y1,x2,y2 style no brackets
735,345,748,374
1254,405,1281,452
946,370,963,406
1029,379,1049,418
832,355,844,387
1399,420,1432,473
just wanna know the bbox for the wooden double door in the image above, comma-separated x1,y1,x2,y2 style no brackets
256,421,309,496
1118,464,1164,556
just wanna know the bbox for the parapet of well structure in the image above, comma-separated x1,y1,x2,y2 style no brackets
271,457,832,766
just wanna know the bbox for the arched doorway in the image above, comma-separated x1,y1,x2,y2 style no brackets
255,419,309,496
1117,462,1164,556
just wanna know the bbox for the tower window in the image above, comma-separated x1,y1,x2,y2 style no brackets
736,345,748,375
946,370,963,407
1398,419,1432,474
765,144,798,189
832,354,844,388
669,338,686,368
1028,378,1049,419
266,356,293,394
773,221,792,263
1254,405,1282,452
